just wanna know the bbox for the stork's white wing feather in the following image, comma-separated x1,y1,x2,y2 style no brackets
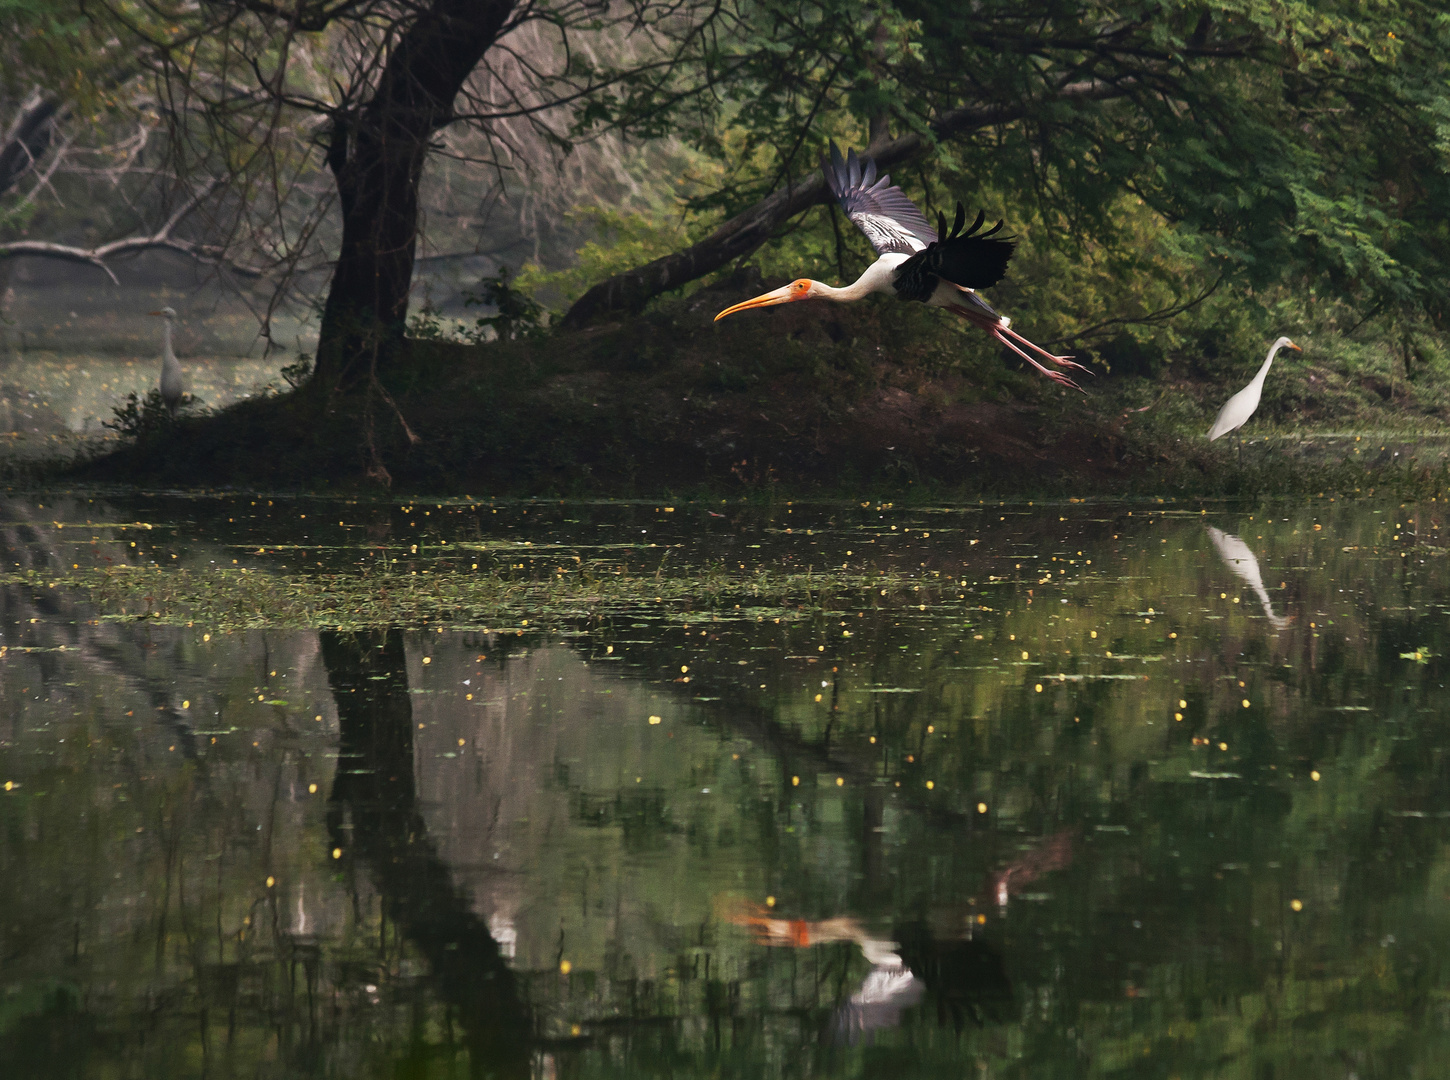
823,143,937,256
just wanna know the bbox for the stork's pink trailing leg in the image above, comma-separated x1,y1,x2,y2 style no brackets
945,304,1085,391
998,324,1094,376
989,326,1085,392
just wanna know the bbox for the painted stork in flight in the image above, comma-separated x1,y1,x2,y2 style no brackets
715,143,1090,390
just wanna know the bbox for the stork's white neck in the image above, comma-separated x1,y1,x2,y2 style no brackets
812,256,906,302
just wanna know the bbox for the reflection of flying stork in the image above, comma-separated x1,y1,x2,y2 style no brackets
150,306,184,415
714,143,1091,390
715,829,1074,1043
1207,336,1301,441
718,904,925,1043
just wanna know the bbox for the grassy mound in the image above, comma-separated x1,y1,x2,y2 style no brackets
71,271,1450,497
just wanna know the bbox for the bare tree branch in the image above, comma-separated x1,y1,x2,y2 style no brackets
0,90,62,198
0,176,265,282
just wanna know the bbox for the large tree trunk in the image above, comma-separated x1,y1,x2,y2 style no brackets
313,0,518,389
561,80,1123,329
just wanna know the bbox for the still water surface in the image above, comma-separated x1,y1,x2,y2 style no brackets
3,494,1449,1077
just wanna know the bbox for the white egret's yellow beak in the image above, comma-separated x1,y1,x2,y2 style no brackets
1287,341,1302,351
148,310,164,316
714,280,812,322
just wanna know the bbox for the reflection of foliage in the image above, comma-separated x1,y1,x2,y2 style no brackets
9,500,1450,1077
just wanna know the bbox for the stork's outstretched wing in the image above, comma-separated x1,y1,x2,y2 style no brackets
892,203,1016,302
822,142,937,256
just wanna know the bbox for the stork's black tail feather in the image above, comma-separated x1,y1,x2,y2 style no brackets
892,201,1016,302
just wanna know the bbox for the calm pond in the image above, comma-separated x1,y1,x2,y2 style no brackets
2,493,1449,1078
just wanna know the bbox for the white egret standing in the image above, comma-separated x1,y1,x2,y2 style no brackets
150,306,184,415
1206,336,1301,441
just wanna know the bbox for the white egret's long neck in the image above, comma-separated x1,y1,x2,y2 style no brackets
1250,342,1285,387
162,318,175,362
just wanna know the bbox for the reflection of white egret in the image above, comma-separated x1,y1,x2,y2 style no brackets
149,306,183,415
1207,336,1301,441
1206,526,1293,630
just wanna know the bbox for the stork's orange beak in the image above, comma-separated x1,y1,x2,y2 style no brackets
714,280,812,322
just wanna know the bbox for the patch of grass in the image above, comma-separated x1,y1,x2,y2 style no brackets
4,561,931,631
59,267,1450,500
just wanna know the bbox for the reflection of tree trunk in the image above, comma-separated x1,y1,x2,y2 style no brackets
321,629,530,1079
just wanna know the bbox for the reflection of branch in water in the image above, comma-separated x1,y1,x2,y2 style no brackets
321,630,530,1079
1206,526,1294,630
0,502,200,755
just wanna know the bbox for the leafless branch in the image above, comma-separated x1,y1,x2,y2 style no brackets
0,176,265,283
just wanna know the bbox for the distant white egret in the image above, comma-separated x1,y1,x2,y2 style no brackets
1207,336,1301,441
150,306,183,415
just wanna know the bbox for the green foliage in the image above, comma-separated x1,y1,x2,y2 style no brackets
464,266,546,341
279,353,313,390
405,300,463,343
407,268,547,344
102,388,198,440
519,208,689,306
578,0,1450,331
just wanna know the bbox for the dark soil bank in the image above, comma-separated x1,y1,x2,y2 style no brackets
74,273,1450,498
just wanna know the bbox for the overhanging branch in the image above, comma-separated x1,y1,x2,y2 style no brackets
0,177,266,282
561,77,1127,328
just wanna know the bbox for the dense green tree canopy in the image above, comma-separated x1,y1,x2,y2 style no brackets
568,0,1450,328
6,0,1450,384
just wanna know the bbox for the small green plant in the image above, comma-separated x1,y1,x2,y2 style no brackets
280,353,313,389
463,266,545,341
404,269,546,344
103,389,199,440
405,298,454,341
